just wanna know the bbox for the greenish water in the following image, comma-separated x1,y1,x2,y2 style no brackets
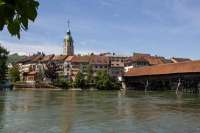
0,90,200,133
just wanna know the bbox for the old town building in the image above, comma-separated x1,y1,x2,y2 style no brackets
108,55,128,77
64,54,110,80
124,53,172,72
89,55,109,76
64,55,90,80
18,54,44,83
51,55,68,77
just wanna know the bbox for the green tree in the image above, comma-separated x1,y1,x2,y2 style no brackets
0,0,39,38
8,65,20,82
44,62,59,83
86,64,93,85
95,70,120,90
0,46,9,81
74,71,86,88
7,53,26,64
36,64,45,83
54,77,69,89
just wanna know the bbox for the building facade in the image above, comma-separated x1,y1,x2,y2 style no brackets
109,55,128,77
64,56,90,80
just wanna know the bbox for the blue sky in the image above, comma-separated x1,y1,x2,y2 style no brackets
1,0,200,59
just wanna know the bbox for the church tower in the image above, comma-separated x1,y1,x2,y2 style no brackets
64,20,74,56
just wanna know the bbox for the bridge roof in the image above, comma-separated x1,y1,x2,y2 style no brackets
124,60,200,77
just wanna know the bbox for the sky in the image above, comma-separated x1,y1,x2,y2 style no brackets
1,0,200,59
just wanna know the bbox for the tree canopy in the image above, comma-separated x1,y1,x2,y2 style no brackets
95,70,120,90
8,64,20,82
36,64,45,83
74,72,86,88
45,62,59,83
7,53,26,64
86,64,93,84
0,0,39,38
0,46,9,81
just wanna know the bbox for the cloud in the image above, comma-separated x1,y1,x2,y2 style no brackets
99,0,113,7
0,40,62,55
0,39,107,56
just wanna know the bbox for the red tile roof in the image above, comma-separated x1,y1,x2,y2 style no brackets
65,56,74,61
41,55,54,62
125,55,168,65
18,55,42,64
132,56,149,62
89,55,109,65
31,55,44,62
171,57,191,63
124,60,200,77
144,56,165,65
160,57,173,64
52,55,68,61
66,56,90,63
17,56,33,63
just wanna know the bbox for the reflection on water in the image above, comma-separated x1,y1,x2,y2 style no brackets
0,90,200,133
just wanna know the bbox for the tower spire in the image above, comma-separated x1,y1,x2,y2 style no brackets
67,19,70,33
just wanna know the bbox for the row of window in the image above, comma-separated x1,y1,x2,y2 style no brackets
111,64,123,66
111,59,124,62
94,65,107,69
65,65,108,70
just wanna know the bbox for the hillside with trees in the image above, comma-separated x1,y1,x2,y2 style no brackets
7,53,27,64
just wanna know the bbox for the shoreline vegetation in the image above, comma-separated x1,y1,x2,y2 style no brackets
13,71,121,90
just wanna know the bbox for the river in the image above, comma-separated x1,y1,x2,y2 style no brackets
0,90,200,133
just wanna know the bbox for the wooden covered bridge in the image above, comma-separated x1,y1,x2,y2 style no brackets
123,61,200,93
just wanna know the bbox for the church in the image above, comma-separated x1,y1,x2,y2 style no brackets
63,21,74,56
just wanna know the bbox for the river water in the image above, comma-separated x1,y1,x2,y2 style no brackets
0,90,200,133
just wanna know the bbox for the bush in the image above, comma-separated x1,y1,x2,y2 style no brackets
74,72,86,89
95,71,120,90
54,78,69,89
9,65,20,82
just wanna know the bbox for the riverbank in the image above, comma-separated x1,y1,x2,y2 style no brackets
14,82,55,89
14,87,63,91
14,81,121,91
14,87,103,91
0,80,13,90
